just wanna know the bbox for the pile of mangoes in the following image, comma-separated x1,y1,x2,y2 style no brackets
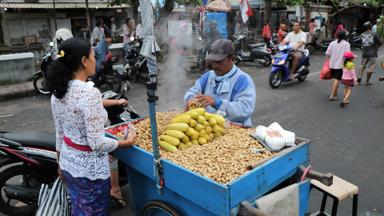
159,108,225,152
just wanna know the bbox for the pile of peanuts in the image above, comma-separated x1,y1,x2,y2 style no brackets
132,112,275,184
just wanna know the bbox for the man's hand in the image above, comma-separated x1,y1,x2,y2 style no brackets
195,94,216,107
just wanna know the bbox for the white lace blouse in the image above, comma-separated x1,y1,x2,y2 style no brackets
51,80,118,180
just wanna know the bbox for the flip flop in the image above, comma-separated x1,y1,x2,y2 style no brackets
329,97,338,101
365,82,373,86
109,195,126,211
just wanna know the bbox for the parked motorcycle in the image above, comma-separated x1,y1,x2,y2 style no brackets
233,34,272,67
124,39,149,83
32,28,74,95
92,55,123,94
269,45,310,89
32,42,55,95
0,91,139,216
305,32,332,55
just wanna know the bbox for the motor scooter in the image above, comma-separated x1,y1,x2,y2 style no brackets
233,34,272,67
32,42,55,95
0,91,139,216
269,45,310,89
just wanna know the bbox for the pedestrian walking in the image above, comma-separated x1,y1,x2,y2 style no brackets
340,51,358,107
357,21,383,85
46,38,137,215
326,30,351,100
308,18,317,42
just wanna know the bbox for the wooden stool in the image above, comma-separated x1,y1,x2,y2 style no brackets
311,175,358,216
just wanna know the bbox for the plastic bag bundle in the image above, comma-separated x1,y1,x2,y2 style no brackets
253,122,295,151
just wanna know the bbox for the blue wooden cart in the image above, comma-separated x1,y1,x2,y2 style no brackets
111,132,313,216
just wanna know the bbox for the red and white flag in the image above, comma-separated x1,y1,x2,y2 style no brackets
240,0,253,23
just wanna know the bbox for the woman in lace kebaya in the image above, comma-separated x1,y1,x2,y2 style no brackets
47,38,137,215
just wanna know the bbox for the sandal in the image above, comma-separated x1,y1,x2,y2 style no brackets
365,82,373,86
329,97,338,101
109,195,126,211
340,100,350,107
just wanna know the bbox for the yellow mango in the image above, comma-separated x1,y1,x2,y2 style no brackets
159,140,177,152
192,108,205,115
171,115,191,124
202,120,209,127
211,114,225,125
191,140,198,145
160,135,180,146
166,123,189,132
192,133,199,140
185,111,199,119
209,118,217,127
194,123,204,131
213,125,222,133
197,115,206,124
186,142,193,147
189,119,197,127
181,136,190,143
186,127,198,136
198,137,207,145
164,130,186,139
199,129,207,137
178,143,187,150
206,126,213,133
208,133,214,141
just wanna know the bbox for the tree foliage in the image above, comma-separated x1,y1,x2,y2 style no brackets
321,0,384,17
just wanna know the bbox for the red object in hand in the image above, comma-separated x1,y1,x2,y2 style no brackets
320,59,332,80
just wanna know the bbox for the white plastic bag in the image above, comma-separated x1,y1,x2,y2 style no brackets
252,122,296,151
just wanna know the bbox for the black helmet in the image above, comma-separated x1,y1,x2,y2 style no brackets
363,21,372,30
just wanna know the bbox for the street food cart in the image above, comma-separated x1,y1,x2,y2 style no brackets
106,116,319,216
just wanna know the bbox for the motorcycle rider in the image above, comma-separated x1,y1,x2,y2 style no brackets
357,21,382,85
281,21,307,80
94,33,113,81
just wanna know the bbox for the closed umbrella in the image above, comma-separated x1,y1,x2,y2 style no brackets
139,0,163,193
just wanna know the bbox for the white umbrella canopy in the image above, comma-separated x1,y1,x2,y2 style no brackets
206,0,232,12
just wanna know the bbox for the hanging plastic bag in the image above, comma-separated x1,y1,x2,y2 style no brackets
320,59,332,80
35,178,70,216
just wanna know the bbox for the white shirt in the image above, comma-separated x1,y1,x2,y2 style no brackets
51,80,118,180
285,31,307,51
326,40,351,69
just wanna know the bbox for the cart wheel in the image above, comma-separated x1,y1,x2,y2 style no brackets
141,200,180,216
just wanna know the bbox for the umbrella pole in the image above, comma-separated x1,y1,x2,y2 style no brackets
146,74,164,194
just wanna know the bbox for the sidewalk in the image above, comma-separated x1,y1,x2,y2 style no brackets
0,81,36,101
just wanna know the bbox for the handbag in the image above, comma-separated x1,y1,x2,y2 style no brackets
320,59,332,80
35,178,70,216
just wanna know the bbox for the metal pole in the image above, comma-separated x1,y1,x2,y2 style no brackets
85,0,91,36
53,0,57,30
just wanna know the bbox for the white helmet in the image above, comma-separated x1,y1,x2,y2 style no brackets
55,28,73,41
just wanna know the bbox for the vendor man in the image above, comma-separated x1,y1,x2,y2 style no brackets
184,39,256,127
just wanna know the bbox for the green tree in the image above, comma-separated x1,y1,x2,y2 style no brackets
322,0,384,17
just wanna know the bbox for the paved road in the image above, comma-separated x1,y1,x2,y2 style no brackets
0,49,384,216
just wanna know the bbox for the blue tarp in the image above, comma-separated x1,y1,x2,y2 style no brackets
205,12,228,39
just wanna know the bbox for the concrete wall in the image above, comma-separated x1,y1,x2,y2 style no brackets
0,53,35,82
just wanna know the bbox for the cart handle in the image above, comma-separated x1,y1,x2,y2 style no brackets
298,165,333,186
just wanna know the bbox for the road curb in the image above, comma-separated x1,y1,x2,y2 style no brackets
0,81,37,101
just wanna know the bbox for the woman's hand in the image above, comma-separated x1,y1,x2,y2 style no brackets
118,127,137,148
116,98,128,106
